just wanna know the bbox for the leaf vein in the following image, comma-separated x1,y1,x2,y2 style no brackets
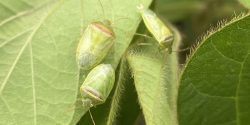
0,0,57,27
0,96,17,125
190,83,235,99
235,52,250,125
0,2,60,125
0,28,33,48
211,40,241,64
29,41,37,125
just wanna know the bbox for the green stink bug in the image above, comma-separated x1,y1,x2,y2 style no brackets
137,4,174,53
76,21,115,70
80,64,115,107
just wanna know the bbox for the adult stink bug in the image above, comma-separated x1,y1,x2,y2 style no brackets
137,4,174,53
80,64,115,107
76,21,115,70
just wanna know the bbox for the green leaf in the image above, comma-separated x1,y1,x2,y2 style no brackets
0,0,81,125
178,14,250,125
0,0,151,125
238,0,250,8
127,24,181,125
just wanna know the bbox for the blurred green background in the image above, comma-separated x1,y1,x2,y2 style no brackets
155,0,246,63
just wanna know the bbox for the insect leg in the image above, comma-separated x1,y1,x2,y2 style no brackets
169,47,191,52
134,33,154,39
89,109,96,125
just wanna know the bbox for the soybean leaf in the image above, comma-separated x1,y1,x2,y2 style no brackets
127,24,181,125
0,0,81,125
178,14,250,125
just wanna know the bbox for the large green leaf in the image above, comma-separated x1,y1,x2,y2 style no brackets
0,0,80,125
178,14,250,125
0,0,151,125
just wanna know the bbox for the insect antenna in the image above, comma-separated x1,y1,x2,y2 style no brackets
97,0,106,19
134,33,154,39
111,17,134,26
110,0,114,23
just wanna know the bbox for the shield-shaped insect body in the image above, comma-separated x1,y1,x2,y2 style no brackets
80,64,115,107
76,21,115,70
137,4,174,53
